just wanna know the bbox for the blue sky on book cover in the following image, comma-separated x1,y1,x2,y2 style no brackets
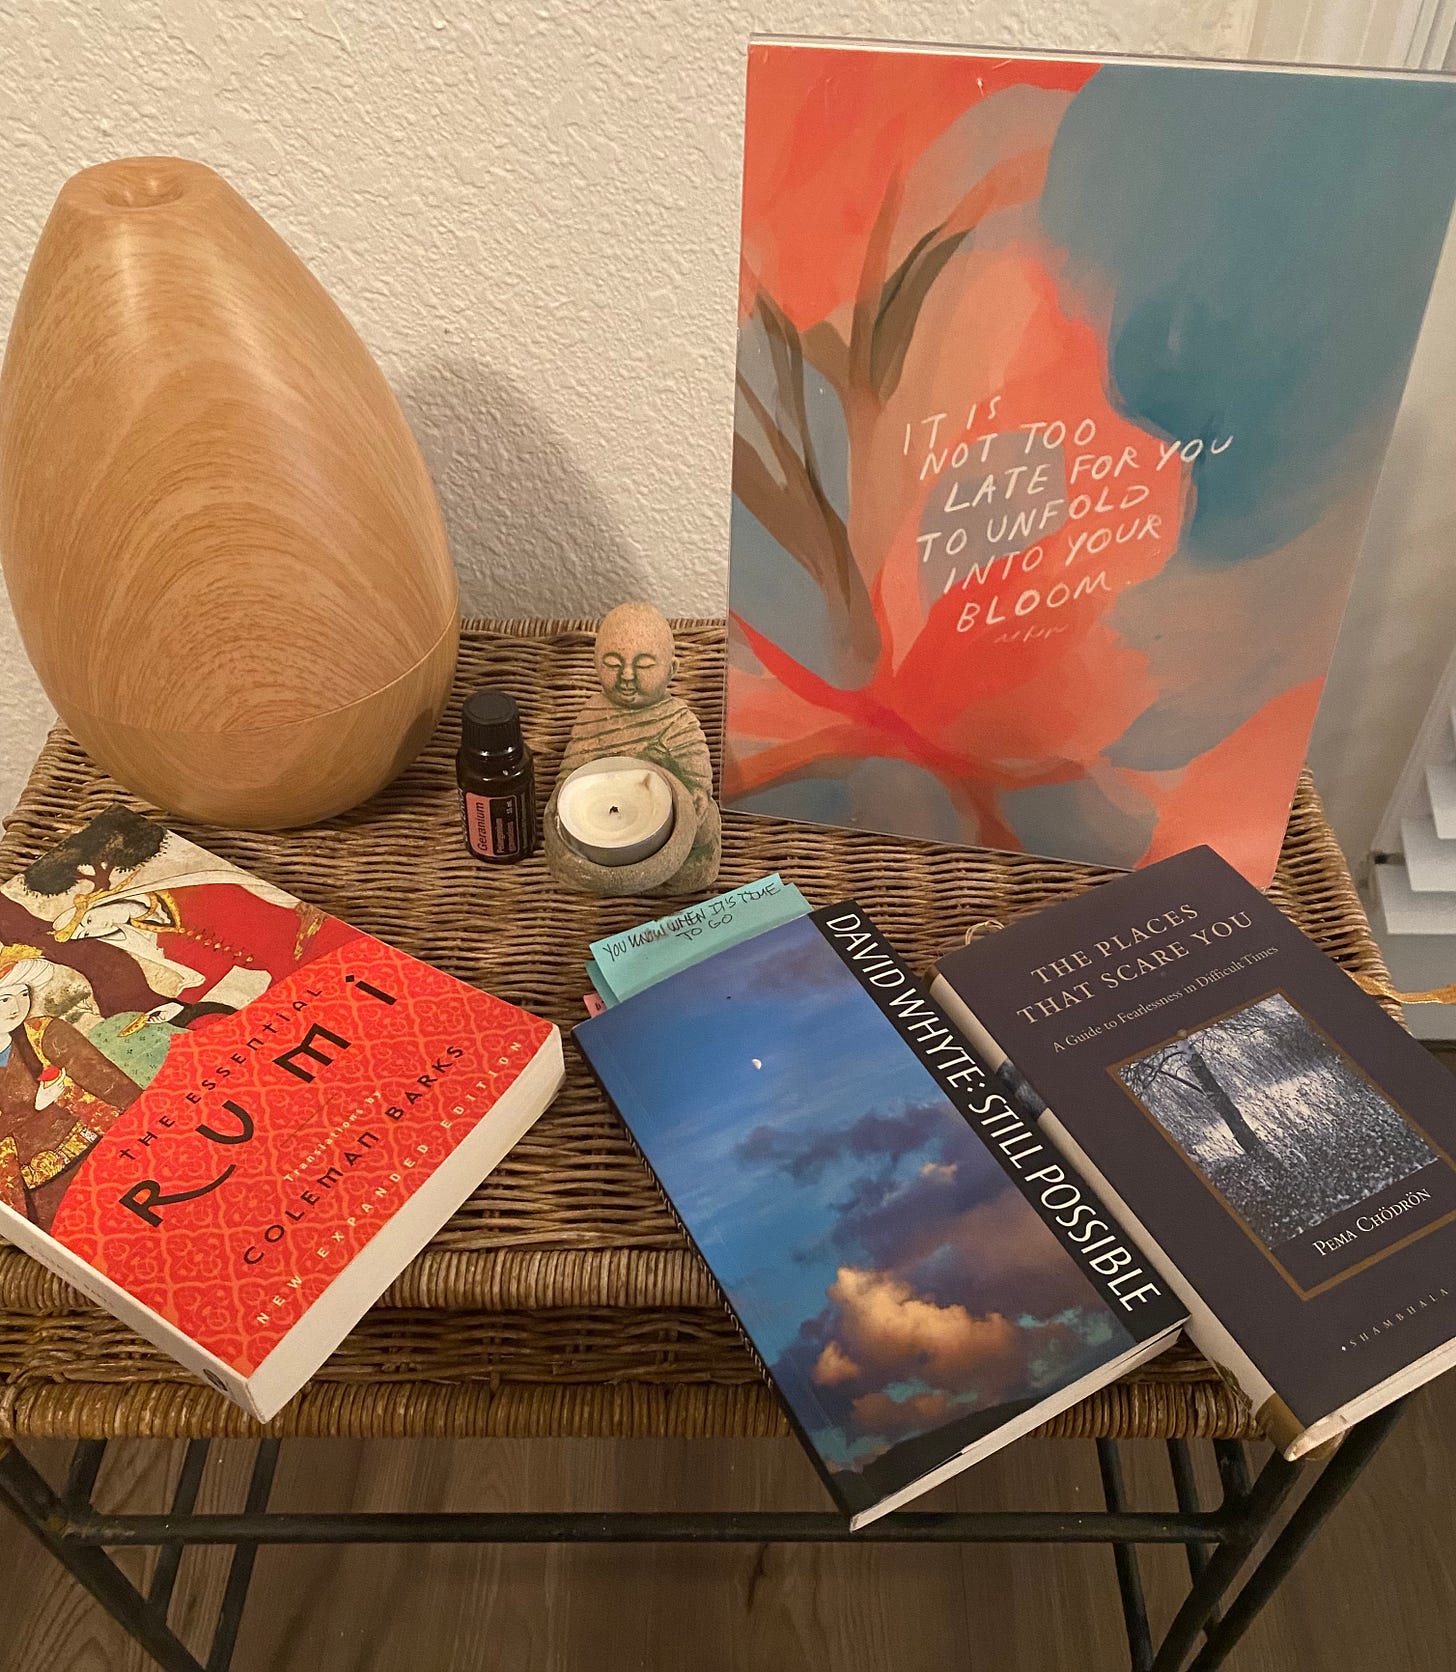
725,47,1456,886
580,916,1135,1495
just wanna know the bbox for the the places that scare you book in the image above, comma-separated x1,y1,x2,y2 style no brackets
0,807,564,1420
723,39,1456,886
932,847,1456,1458
576,904,1183,1528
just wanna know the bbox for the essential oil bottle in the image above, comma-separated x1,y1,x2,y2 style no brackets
457,690,536,862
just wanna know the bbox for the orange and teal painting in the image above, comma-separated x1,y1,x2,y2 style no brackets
724,44,1456,884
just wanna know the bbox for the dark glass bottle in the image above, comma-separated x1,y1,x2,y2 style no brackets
457,690,536,862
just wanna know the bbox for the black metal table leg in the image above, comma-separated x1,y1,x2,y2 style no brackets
0,1440,206,1672
1147,1445,1303,1672
1165,1441,1211,1600
149,1441,212,1616
206,1440,280,1672
63,1439,108,1513
1098,1439,1153,1672
1186,1399,1408,1672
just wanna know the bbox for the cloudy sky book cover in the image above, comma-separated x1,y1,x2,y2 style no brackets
576,904,1180,1523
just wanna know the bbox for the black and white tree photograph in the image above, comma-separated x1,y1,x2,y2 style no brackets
1115,993,1437,1249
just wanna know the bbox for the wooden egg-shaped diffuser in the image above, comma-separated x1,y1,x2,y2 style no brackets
0,158,458,828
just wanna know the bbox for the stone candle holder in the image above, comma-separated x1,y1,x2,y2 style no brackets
544,603,721,897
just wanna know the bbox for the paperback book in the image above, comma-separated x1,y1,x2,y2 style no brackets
933,847,1456,1456
0,807,564,1419
724,38,1456,885
576,903,1183,1527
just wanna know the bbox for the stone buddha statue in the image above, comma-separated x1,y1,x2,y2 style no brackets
545,603,721,895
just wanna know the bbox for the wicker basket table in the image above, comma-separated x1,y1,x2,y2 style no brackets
0,621,1405,1672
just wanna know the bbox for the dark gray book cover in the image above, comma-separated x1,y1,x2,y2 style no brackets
576,903,1181,1527
935,846,1456,1444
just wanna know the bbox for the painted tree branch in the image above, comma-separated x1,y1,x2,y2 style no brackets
734,289,880,675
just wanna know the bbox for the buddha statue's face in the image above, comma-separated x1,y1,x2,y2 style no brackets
596,607,677,711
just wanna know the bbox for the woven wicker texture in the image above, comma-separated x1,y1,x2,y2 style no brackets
0,621,1393,1443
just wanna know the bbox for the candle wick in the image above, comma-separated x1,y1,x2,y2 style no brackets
609,805,619,816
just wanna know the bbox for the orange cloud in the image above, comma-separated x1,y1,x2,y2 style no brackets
812,1341,862,1386
825,1266,1021,1390
852,1389,957,1438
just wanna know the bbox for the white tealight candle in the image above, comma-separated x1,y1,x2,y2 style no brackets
556,757,676,867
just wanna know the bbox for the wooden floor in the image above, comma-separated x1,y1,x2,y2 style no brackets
5,1378,1454,1669
4,1051,1454,1672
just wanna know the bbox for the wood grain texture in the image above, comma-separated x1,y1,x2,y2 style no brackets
0,157,459,827
3,1379,1455,1672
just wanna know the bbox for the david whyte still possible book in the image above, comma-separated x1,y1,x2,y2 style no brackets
933,848,1456,1458
576,905,1183,1528
0,807,564,1419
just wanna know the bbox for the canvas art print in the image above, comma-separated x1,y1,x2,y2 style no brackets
724,42,1456,884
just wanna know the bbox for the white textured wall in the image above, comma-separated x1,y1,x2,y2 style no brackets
13,0,1388,834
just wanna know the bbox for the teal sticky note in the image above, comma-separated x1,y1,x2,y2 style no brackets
585,959,618,1006
588,875,811,1003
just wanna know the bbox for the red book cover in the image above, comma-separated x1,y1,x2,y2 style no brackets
0,807,563,1417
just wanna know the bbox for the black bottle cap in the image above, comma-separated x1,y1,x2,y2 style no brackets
460,689,524,753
